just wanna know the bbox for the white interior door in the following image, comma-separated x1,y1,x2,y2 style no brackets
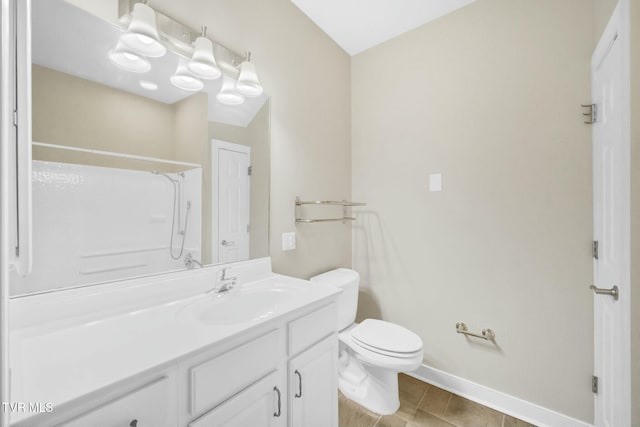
591,3,630,426
213,140,250,264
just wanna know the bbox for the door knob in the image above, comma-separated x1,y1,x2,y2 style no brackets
221,240,234,246
590,284,619,301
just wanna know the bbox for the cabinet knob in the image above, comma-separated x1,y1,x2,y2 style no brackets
273,386,282,417
294,370,303,398
129,420,138,427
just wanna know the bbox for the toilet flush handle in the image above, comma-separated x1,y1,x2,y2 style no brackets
294,370,303,398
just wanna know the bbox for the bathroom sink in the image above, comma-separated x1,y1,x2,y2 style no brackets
182,284,308,325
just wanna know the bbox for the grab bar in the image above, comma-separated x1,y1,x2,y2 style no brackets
455,322,495,341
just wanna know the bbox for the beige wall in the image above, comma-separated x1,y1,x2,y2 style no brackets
173,93,210,262
32,65,175,167
151,0,352,278
594,0,617,39
352,0,594,421
246,104,271,260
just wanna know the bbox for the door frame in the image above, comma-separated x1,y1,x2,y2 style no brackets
591,0,631,424
211,139,251,264
0,0,12,425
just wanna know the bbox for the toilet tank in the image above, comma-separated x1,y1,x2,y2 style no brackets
310,268,360,331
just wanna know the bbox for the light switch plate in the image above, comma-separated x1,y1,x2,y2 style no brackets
282,232,296,251
429,173,442,192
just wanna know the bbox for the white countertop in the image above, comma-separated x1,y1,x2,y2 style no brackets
8,258,341,424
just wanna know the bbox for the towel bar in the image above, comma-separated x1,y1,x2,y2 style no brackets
295,196,366,224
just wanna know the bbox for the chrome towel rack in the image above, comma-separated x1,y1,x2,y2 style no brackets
295,199,367,207
455,322,495,341
295,197,366,224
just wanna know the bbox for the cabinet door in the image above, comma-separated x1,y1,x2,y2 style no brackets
189,370,285,427
289,334,338,427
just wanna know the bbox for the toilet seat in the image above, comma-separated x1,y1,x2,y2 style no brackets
340,319,424,371
351,319,422,358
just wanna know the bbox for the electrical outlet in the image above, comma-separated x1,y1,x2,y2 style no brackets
282,232,296,251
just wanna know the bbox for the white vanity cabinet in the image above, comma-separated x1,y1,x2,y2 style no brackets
289,335,338,427
179,328,286,426
287,302,339,427
12,295,339,427
180,301,338,427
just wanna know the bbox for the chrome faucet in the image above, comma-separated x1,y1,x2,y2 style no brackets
210,267,237,293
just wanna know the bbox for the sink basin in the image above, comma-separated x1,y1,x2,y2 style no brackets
182,284,308,325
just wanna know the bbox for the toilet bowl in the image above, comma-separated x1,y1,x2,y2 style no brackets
310,269,423,415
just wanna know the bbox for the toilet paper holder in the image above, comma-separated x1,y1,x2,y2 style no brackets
455,322,495,341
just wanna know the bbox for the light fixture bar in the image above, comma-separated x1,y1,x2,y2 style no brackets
117,0,245,78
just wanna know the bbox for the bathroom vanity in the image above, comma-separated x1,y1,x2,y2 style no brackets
9,259,340,427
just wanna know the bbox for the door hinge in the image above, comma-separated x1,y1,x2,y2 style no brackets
246,224,250,233
247,166,252,176
592,375,598,394
593,240,599,260
582,104,597,124
13,110,18,127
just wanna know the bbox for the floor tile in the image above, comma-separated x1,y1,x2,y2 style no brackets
375,414,408,427
416,385,451,417
407,409,456,427
440,395,504,427
397,374,430,420
339,375,534,427
399,374,430,398
339,393,380,427
503,414,537,427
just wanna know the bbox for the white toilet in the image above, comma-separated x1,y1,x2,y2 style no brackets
310,268,423,415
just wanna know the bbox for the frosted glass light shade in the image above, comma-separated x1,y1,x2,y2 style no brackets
217,76,245,106
187,37,221,80
120,3,166,58
236,60,263,97
108,42,151,73
170,62,204,92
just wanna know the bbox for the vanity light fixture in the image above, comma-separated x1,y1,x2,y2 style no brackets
139,80,158,90
119,2,166,58
170,60,204,92
235,52,263,97
111,4,262,104
108,42,151,73
187,26,221,80
217,75,245,106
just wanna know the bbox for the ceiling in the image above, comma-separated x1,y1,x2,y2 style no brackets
290,0,476,56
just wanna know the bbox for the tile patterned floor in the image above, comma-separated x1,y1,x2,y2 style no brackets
338,374,537,427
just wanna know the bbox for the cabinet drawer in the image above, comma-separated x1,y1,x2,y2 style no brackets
189,370,284,427
288,303,336,356
190,329,282,416
59,376,175,427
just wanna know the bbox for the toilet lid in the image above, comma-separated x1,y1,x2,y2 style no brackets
351,319,423,355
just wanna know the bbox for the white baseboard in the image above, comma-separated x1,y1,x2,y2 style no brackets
407,364,593,427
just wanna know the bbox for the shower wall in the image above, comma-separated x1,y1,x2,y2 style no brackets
9,161,202,295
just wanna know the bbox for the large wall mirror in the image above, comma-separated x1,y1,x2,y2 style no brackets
10,0,270,296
